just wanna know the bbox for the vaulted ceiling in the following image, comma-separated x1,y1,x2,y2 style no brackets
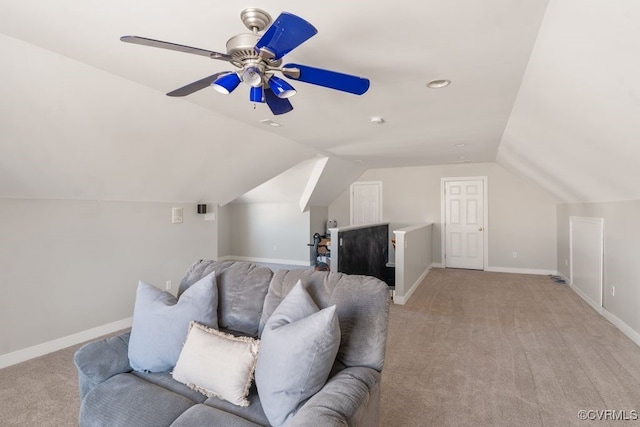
1,0,638,206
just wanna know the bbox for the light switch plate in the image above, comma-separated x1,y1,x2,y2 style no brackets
172,207,183,224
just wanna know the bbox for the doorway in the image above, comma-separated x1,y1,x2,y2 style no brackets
441,177,488,270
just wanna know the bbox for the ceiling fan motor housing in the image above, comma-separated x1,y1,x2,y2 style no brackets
225,33,281,87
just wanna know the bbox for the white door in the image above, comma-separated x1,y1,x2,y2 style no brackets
350,181,382,225
444,179,485,269
570,217,603,309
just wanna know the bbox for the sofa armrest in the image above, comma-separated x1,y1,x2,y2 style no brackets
288,366,382,427
73,332,132,399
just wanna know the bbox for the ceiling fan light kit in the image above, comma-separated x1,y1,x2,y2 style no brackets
211,73,241,94
121,8,370,115
249,86,264,103
268,76,296,99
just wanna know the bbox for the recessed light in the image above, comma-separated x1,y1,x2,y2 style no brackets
259,119,282,127
427,79,451,89
454,143,466,147
370,116,384,124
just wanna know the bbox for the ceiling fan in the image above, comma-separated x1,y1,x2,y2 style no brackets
121,8,370,115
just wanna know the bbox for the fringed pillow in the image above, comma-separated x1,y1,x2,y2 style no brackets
172,321,259,407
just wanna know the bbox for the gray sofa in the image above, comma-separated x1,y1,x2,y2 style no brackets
74,260,390,426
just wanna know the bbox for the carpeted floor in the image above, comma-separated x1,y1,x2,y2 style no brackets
2,268,640,426
381,268,640,426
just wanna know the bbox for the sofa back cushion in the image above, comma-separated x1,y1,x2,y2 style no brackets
259,269,390,372
179,260,273,337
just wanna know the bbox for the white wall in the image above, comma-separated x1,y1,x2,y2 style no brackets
0,198,216,360
394,223,433,304
217,203,232,259
557,200,640,342
226,203,317,265
329,162,559,272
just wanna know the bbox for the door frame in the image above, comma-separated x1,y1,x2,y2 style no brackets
440,176,489,270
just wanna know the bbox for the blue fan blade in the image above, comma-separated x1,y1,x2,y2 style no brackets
283,63,370,95
264,88,293,115
255,12,317,60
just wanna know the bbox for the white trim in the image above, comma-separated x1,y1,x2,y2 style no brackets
0,317,132,369
393,264,433,305
601,309,640,349
569,282,601,313
218,255,312,266
567,281,640,349
485,266,557,276
440,176,489,271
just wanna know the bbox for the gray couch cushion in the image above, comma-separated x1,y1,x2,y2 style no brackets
74,333,132,399
179,260,273,337
80,373,196,427
170,404,266,427
131,371,207,404
287,367,381,427
259,269,390,372
201,383,270,426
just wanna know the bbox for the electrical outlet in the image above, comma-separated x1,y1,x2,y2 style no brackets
512,252,518,258
611,286,615,297
565,258,569,267
166,280,172,291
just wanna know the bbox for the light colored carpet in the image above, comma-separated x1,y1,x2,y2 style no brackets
2,268,640,426
381,268,640,426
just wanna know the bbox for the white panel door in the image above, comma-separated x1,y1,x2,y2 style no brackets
444,180,484,269
350,181,382,225
570,217,603,308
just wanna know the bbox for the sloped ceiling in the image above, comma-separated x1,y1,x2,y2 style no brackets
0,34,313,205
9,1,637,207
498,0,640,203
0,1,555,205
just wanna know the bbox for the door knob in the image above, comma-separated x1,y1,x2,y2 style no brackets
479,227,483,231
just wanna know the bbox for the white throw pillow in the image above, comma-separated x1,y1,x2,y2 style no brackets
172,321,259,407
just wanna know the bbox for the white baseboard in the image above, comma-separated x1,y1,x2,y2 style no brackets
567,282,640,349
568,282,602,313
485,266,556,275
0,317,132,370
434,263,553,275
394,265,433,305
601,309,640,348
218,255,312,267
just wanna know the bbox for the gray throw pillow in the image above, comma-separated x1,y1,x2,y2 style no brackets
128,272,218,372
255,280,340,426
